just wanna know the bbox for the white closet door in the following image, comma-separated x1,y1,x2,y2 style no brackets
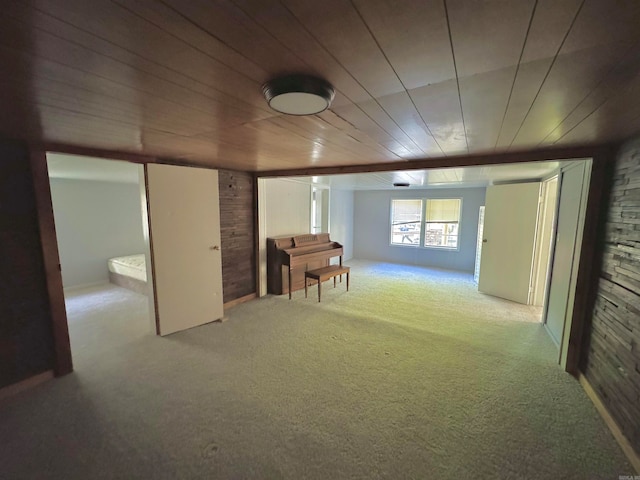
146,164,224,336
474,206,485,284
478,182,541,305
545,163,587,347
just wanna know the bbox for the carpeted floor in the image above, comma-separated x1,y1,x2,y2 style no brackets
0,260,632,479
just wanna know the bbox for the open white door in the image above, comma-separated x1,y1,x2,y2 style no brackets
146,164,224,336
478,182,541,305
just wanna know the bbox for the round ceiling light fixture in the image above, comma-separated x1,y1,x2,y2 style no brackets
263,74,335,115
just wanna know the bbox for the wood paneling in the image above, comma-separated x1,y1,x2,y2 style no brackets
0,139,55,388
218,169,256,303
582,138,640,455
0,1,639,170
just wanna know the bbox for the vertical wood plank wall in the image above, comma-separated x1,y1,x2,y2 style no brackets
0,140,54,388
582,139,640,454
218,169,256,303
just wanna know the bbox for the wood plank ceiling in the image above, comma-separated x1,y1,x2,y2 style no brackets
1,0,640,172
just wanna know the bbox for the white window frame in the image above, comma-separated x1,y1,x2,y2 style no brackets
389,197,463,250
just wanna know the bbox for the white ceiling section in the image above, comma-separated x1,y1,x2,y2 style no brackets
46,153,140,184
300,160,571,190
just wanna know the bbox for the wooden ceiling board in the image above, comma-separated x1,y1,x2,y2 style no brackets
156,0,313,77
539,44,640,146
458,66,519,152
16,2,272,112
408,80,468,155
510,44,625,147
239,118,375,167
553,71,640,146
329,103,414,158
196,120,381,170
356,98,430,157
314,110,403,160
518,0,583,64
560,0,640,54
0,52,250,140
0,1,640,171
0,77,215,139
0,12,271,124
111,0,269,81
445,0,535,152
375,91,443,155
269,116,392,164
494,0,583,148
348,0,454,91
447,0,534,78
280,0,405,99
510,0,640,147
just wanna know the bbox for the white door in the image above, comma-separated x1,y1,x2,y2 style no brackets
474,206,485,284
478,182,541,304
146,164,224,336
544,162,588,347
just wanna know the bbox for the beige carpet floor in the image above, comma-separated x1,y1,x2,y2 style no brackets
0,260,632,479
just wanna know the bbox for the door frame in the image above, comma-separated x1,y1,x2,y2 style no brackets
30,147,157,377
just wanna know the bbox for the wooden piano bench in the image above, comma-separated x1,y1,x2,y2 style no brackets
304,265,350,302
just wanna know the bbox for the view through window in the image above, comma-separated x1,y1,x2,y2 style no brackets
390,199,422,245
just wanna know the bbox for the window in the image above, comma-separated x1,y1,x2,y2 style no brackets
390,199,422,245
390,198,462,249
424,198,461,249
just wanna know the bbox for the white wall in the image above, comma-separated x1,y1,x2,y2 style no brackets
329,189,354,261
264,179,312,237
353,187,486,273
258,179,356,294
50,178,146,288
258,178,313,295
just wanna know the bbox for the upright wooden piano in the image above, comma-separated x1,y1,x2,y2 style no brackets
267,233,343,298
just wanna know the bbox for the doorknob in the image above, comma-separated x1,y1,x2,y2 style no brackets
482,239,488,243
210,245,220,251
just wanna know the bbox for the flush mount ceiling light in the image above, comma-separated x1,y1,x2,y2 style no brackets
263,74,335,115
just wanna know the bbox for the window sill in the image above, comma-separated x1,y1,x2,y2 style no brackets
423,245,459,251
390,243,460,252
